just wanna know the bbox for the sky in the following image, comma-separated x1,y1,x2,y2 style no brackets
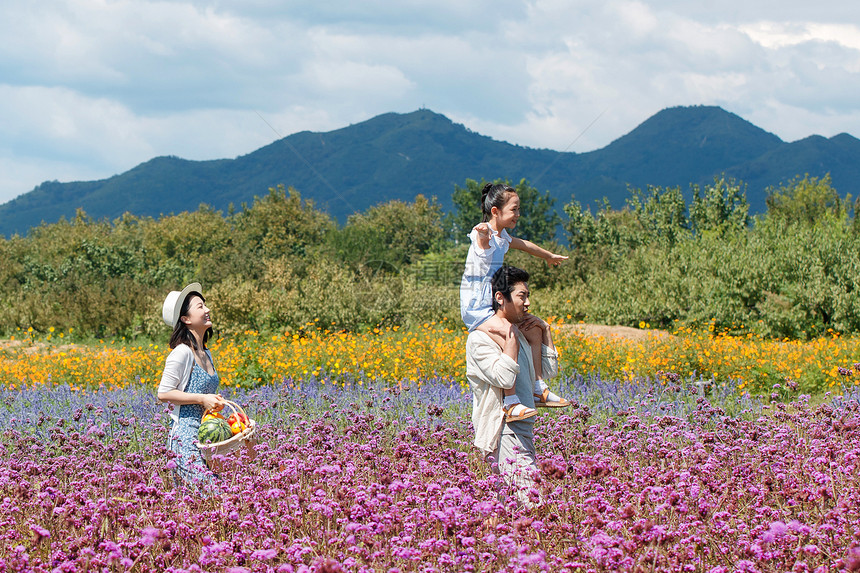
1,0,859,205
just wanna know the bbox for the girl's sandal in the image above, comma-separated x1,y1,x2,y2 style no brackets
534,388,571,408
503,402,538,423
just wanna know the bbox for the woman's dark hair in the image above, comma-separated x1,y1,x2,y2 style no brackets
168,291,211,351
491,265,529,312
481,182,517,222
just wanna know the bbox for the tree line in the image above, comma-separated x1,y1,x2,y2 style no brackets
0,174,857,340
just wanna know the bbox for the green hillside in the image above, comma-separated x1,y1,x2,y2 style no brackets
1,105,859,236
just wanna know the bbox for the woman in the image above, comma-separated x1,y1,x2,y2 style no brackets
157,282,225,490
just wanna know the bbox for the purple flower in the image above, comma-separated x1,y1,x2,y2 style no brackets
769,521,788,537
251,549,278,561
3,373,860,572
140,527,161,547
30,524,50,542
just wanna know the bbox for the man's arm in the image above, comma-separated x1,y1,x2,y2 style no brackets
484,319,520,362
466,331,520,390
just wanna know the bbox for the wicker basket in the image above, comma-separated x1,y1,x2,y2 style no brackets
196,400,256,461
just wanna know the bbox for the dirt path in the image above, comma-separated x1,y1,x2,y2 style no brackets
0,338,81,354
559,323,672,341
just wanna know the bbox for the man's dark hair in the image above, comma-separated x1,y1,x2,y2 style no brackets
491,265,529,312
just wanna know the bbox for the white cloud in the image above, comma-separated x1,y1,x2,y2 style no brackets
0,83,340,203
1,0,860,205
478,1,860,152
0,85,148,164
740,22,860,51
299,59,415,96
745,99,860,143
614,0,659,38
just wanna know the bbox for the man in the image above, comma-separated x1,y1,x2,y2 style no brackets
466,265,559,507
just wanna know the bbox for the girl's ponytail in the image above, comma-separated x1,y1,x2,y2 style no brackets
480,183,494,221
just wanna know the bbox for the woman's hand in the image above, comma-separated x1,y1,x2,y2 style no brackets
201,393,225,413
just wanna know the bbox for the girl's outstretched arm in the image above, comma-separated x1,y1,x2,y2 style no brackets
509,236,568,266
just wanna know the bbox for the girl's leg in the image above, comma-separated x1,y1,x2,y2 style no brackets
522,323,544,382
502,382,536,423
523,321,570,407
503,395,537,422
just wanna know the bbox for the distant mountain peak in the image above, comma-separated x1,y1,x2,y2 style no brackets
583,105,785,186
618,105,783,146
1,105,858,237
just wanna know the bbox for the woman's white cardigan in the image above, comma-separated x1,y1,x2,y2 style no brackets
158,344,212,427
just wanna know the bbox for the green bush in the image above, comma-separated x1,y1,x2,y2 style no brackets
1,174,859,342
330,194,446,268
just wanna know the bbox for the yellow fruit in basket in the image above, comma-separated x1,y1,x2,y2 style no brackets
228,418,246,435
227,412,249,432
202,411,224,422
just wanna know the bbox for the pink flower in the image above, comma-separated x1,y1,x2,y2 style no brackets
251,549,278,561
30,525,50,542
140,527,161,546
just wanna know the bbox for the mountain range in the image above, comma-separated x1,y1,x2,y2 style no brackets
2,105,859,237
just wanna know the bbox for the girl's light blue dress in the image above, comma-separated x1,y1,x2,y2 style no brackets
168,362,221,491
460,226,512,331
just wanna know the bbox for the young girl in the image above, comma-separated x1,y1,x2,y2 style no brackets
157,283,225,491
460,182,570,422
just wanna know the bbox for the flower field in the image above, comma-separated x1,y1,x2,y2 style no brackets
2,322,860,395
2,325,860,571
1,372,860,572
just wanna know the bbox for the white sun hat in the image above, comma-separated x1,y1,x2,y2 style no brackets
162,283,203,327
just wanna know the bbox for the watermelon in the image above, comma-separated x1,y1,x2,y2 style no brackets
198,418,233,444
